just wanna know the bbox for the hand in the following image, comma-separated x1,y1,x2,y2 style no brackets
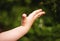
21,9,45,27
0,9,45,41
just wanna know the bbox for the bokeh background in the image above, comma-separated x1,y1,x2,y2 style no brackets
0,0,60,41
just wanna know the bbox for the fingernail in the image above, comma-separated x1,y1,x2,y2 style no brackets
42,12,45,14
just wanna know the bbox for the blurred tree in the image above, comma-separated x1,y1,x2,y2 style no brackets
0,0,60,41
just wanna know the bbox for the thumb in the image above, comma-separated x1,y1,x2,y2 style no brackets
21,13,27,26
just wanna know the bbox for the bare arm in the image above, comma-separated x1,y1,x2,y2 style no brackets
0,9,45,41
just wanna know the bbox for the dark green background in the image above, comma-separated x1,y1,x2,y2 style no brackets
0,0,60,41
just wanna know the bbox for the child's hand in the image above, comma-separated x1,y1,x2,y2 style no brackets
0,9,45,41
21,9,45,27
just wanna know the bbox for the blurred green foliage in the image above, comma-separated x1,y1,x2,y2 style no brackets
0,0,60,41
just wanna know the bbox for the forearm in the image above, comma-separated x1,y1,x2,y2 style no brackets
0,9,45,41
0,26,31,41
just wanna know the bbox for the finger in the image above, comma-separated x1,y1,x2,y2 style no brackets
21,13,27,26
32,9,42,14
28,9,42,18
34,11,45,20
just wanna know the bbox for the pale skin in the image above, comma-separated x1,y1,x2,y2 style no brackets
0,9,45,41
